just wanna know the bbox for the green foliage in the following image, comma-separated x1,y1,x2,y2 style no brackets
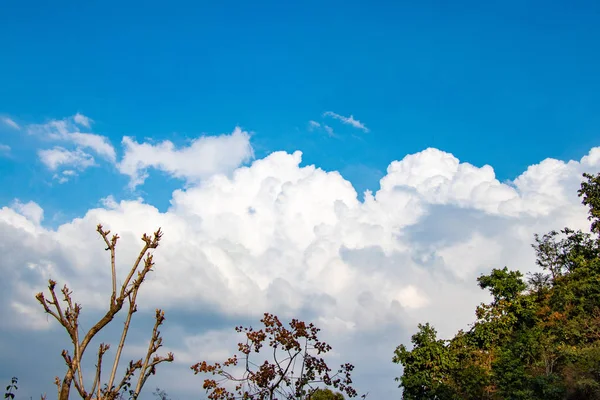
393,173,600,399
477,267,526,304
580,172,600,234
309,388,346,399
393,323,457,400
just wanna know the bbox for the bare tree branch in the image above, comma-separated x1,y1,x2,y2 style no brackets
35,224,172,400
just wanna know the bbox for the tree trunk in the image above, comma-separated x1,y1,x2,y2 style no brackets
59,370,74,400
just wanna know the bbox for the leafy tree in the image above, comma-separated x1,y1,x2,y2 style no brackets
393,172,600,399
580,172,600,234
192,313,358,400
527,272,551,294
477,267,526,304
309,388,345,399
393,323,456,400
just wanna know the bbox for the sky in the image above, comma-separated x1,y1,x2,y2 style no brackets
0,0,599,398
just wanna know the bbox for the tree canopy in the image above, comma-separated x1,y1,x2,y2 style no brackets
309,388,346,400
393,172,600,400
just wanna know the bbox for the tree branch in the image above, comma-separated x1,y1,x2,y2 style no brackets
134,308,174,397
35,225,169,400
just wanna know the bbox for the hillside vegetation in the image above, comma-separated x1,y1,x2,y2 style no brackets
393,172,600,399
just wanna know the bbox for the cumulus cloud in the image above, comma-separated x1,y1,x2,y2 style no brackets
11,200,44,225
323,111,369,132
28,114,116,162
1,145,599,398
1,116,20,130
118,126,254,188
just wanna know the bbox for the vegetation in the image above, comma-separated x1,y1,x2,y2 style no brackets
393,172,600,399
4,377,18,400
308,388,346,399
35,225,173,400
192,313,358,399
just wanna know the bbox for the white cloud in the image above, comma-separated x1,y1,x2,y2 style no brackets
54,170,78,184
68,132,115,161
308,120,321,130
1,117,20,130
1,145,599,398
323,111,369,132
0,143,10,154
11,200,44,225
38,147,95,172
28,114,116,162
26,115,253,186
118,126,254,188
73,112,92,128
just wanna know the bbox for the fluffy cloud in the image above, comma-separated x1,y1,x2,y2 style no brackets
1,145,599,398
11,200,44,225
37,146,97,183
323,111,369,132
118,126,254,188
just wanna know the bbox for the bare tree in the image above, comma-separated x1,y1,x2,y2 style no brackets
35,224,174,400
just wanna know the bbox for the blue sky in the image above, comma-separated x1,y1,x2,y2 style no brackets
2,0,600,222
1,1,600,398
